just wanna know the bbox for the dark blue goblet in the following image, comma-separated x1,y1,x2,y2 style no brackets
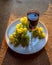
27,11,39,29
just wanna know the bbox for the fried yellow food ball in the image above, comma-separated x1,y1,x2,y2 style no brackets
16,23,23,29
16,29,23,34
16,27,27,34
21,35,29,47
32,30,38,37
39,27,43,32
32,27,40,37
20,17,28,25
23,17,27,22
32,27,45,39
34,27,43,31
39,32,45,39
10,34,15,43
12,32,16,37
14,39,20,47
23,28,27,33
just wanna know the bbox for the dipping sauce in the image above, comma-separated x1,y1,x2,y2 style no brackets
27,10,39,29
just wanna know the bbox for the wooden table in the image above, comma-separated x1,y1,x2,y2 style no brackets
0,4,52,65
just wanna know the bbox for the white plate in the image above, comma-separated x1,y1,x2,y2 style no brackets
5,18,48,54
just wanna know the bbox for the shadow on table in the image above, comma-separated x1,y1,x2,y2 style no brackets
3,47,50,65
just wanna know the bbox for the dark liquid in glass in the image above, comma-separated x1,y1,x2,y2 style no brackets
27,11,39,29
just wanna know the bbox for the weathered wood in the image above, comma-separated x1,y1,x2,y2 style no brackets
0,15,17,65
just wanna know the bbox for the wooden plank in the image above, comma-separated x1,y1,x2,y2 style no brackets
0,14,17,65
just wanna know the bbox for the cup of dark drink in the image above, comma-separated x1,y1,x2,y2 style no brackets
27,10,39,29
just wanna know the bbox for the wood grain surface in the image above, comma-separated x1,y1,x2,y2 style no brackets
0,4,52,65
0,15,17,65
